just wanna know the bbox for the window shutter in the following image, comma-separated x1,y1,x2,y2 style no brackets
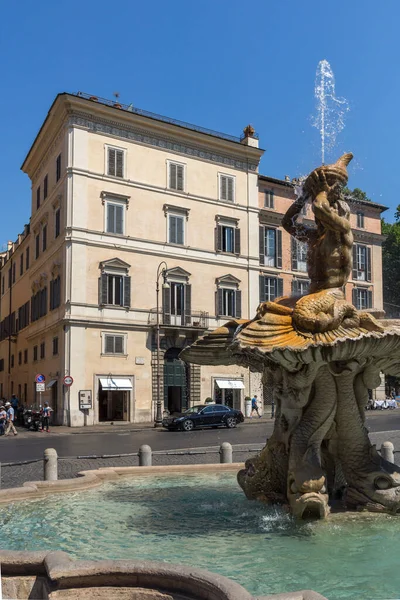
367,289,373,309
169,163,177,189
235,290,242,318
292,279,299,295
234,228,241,255
216,289,223,317
162,285,171,325
114,336,124,354
352,245,358,280
108,148,116,176
227,177,234,202
50,280,54,310
276,229,282,269
259,275,266,303
116,150,124,177
259,226,265,265
107,204,115,233
291,237,298,271
105,335,114,354
352,287,357,307
169,216,177,243
115,205,124,234
176,165,184,191
99,274,108,305
270,191,274,209
366,247,372,282
176,217,184,245
123,276,131,308
216,226,223,252
277,278,283,298
184,284,191,325
220,176,227,200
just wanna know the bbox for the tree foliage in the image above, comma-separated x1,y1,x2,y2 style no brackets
343,186,371,202
382,209,400,313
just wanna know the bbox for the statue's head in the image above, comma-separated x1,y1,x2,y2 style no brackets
304,152,353,198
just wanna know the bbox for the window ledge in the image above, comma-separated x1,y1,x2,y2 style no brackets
99,304,129,310
101,353,128,358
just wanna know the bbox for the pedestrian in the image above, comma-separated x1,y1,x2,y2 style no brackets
5,402,18,436
0,405,6,436
41,402,52,432
251,395,261,418
11,394,19,424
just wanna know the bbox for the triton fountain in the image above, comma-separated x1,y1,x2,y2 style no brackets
181,152,400,519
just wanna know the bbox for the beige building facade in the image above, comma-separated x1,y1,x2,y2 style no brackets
0,93,263,426
0,94,387,426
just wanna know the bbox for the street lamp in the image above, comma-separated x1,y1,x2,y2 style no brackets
155,261,169,427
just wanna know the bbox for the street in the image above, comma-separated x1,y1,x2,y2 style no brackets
1,411,400,464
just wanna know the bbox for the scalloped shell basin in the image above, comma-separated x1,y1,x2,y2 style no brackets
1,472,400,600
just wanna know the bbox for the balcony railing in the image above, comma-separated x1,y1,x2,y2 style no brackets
148,309,209,329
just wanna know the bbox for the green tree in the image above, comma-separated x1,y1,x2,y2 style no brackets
382,208,400,312
343,187,371,202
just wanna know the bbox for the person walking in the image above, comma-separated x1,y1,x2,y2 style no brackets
5,402,18,436
41,402,52,433
251,395,262,418
11,394,19,424
0,405,6,436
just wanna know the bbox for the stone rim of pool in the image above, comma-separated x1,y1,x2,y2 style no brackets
0,463,329,599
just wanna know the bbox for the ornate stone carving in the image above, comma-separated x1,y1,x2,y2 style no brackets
181,153,400,519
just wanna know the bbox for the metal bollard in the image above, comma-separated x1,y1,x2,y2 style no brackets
139,444,152,466
44,448,58,481
219,442,233,464
381,441,394,463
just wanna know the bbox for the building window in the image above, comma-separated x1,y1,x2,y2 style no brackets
24,349,28,364
50,276,61,310
56,153,62,182
219,174,235,202
11,355,14,368
168,162,185,191
36,186,41,209
216,288,242,318
103,334,125,355
106,201,124,235
353,287,372,310
99,273,131,308
168,214,185,245
1,276,4,295
52,337,59,356
264,190,274,209
107,147,124,178
42,225,47,252
17,301,30,332
35,234,40,259
44,174,48,200
31,288,48,322
357,212,365,228
12,262,16,284
291,238,308,272
40,342,45,359
20,254,23,276
55,208,61,238
0,359,4,372
8,268,11,289
260,227,282,268
216,223,240,255
33,345,38,361
26,247,30,270
18,351,22,366
353,244,371,282
292,279,310,296
259,275,283,302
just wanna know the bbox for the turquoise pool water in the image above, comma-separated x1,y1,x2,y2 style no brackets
1,472,399,600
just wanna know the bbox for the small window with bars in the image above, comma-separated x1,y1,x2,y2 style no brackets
168,162,185,191
103,334,125,355
107,147,125,178
106,201,125,235
264,190,274,209
219,174,235,202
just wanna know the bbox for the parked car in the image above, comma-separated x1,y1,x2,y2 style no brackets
162,403,244,431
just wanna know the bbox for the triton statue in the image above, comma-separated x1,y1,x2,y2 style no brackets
181,154,400,519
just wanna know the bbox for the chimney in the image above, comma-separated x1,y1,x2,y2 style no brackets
241,124,259,148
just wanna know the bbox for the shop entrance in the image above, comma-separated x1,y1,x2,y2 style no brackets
98,377,132,421
164,348,188,414
214,379,244,410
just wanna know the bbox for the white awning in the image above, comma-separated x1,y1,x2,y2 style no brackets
46,379,57,389
99,377,133,391
215,379,245,389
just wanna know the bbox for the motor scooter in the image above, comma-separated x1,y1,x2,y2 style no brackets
23,406,42,431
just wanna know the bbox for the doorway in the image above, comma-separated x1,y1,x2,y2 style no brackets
98,377,132,421
164,347,188,413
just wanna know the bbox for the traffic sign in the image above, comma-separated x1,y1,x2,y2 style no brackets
63,375,74,387
35,374,45,383
36,382,45,392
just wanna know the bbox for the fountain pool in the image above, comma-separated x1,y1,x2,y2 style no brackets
1,471,399,600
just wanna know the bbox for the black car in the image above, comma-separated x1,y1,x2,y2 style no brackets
162,403,244,431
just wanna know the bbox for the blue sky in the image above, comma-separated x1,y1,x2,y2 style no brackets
1,0,399,244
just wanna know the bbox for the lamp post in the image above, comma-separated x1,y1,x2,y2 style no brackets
155,261,169,427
